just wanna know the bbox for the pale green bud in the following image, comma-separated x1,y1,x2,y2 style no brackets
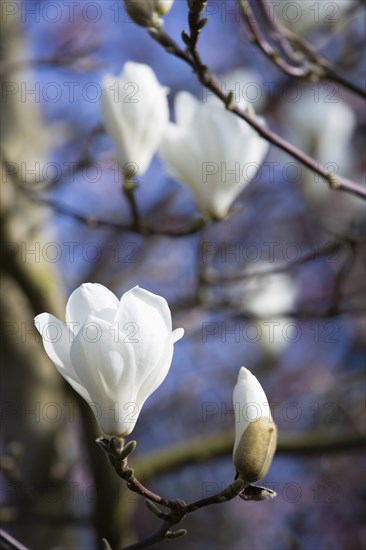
233,416,277,483
124,0,173,27
233,367,277,482
155,0,174,16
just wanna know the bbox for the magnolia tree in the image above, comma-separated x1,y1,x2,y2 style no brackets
2,0,365,549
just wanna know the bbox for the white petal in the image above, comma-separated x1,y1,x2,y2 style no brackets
172,327,184,343
70,316,135,399
34,313,91,402
65,283,119,331
114,286,172,372
175,91,199,128
233,367,272,454
160,123,198,181
101,77,129,166
135,334,175,408
160,91,269,219
69,316,137,435
101,63,169,175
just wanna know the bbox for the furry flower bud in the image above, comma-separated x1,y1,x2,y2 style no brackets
233,367,277,482
124,0,173,27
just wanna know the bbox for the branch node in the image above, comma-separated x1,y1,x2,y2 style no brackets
166,529,188,539
145,500,166,518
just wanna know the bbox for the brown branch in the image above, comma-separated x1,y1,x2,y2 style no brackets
3,149,208,237
0,46,100,77
240,0,366,99
122,173,142,233
98,427,365,550
0,529,29,550
97,437,274,550
201,241,343,285
27,195,206,237
240,0,314,78
133,431,366,483
148,20,366,199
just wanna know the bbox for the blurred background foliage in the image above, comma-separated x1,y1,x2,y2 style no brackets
1,1,365,549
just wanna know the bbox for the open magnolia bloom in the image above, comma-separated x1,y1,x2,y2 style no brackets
159,91,269,219
101,62,169,176
34,284,184,436
233,367,277,482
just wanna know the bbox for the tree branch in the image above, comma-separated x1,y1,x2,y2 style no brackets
97,437,274,550
147,18,366,199
240,0,366,99
133,431,366,483
0,529,29,550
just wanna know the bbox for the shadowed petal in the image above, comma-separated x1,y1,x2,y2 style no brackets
34,313,91,402
135,334,175,409
66,283,119,331
69,316,136,430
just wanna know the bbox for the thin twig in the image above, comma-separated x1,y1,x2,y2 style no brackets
148,20,365,199
133,431,366,483
0,529,29,550
122,177,142,233
241,0,366,99
97,437,272,550
0,46,100,77
200,241,344,284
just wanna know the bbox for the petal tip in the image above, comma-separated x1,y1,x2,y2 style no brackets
173,327,184,343
238,366,251,381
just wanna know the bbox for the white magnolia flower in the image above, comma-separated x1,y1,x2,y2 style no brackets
34,284,184,436
282,85,356,203
101,62,169,176
159,91,269,219
283,86,355,173
274,0,354,35
233,367,277,481
243,267,296,318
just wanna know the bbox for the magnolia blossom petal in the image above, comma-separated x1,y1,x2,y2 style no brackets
101,74,130,166
175,91,200,128
173,327,184,343
124,67,168,172
101,62,169,175
160,91,269,219
70,316,135,399
65,283,119,332
135,335,174,408
114,286,172,371
70,316,137,434
233,367,272,455
34,313,92,402
160,123,200,187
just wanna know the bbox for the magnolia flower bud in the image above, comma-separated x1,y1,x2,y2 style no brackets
101,62,169,176
34,284,184,436
159,91,269,220
155,0,174,16
233,367,277,482
124,0,173,27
